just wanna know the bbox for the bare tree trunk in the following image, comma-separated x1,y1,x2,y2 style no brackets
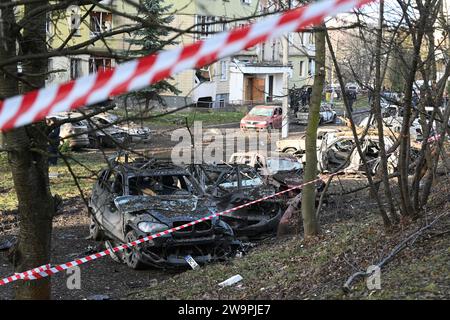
373,0,399,223
397,0,428,218
300,24,325,237
1,0,54,299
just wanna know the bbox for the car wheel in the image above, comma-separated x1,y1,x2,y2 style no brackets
89,215,104,241
123,230,147,270
319,117,324,125
89,136,101,149
332,114,337,124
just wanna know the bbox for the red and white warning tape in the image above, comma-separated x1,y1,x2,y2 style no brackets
0,174,331,286
0,0,371,132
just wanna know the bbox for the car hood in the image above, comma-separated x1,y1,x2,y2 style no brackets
114,195,212,217
242,115,270,122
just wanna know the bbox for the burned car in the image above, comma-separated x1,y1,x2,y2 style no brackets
89,159,239,269
296,103,337,125
91,113,151,143
318,129,421,175
228,151,325,200
228,151,305,193
188,163,284,239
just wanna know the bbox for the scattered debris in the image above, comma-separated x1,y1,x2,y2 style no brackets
219,274,243,287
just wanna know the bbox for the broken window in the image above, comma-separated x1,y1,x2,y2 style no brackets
195,65,211,83
70,58,82,80
195,15,216,39
67,5,81,36
128,174,194,196
89,57,112,73
90,11,113,36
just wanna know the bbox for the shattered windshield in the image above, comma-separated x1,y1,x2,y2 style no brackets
128,174,198,196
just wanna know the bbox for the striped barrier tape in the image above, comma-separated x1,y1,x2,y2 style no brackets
0,174,332,286
0,0,372,132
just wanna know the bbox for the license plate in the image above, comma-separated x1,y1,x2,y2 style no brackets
184,255,200,270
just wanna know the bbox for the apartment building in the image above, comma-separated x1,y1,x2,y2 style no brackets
164,0,315,107
46,0,137,86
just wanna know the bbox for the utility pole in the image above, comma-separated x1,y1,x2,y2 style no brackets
281,0,290,138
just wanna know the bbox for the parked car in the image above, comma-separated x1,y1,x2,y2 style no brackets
90,112,151,143
295,103,337,125
188,163,284,239
47,112,90,149
89,159,240,269
240,105,283,131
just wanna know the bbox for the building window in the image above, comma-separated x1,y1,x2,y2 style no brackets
220,60,227,81
46,13,54,36
196,15,216,39
70,58,82,80
89,57,112,73
308,58,315,76
288,32,294,44
218,17,227,32
299,61,305,77
308,33,315,45
90,12,113,36
67,5,81,36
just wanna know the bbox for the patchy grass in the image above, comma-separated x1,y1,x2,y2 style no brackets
0,151,106,212
130,180,450,300
113,109,246,128
146,111,245,127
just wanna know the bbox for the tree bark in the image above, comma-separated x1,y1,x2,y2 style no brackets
1,0,54,299
373,0,399,223
300,24,325,237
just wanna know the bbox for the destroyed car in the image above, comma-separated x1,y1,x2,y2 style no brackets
317,129,420,174
47,112,90,149
228,151,305,192
296,103,337,125
276,127,341,157
89,160,240,269
87,114,131,148
90,112,151,143
188,163,284,239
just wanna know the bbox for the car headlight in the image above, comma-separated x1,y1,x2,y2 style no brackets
258,121,267,125
137,221,168,233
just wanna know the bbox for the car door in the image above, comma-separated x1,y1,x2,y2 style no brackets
103,173,126,240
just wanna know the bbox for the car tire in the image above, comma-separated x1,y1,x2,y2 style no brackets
89,215,104,241
123,230,147,270
319,117,324,125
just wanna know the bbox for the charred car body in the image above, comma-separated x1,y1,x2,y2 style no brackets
188,163,284,239
89,159,239,269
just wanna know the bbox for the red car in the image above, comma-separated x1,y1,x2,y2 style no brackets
240,105,283,131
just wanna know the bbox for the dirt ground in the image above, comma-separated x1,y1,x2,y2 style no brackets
0,196,180,300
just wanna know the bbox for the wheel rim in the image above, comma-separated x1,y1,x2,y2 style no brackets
124,232,141,267
89,218,98,236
